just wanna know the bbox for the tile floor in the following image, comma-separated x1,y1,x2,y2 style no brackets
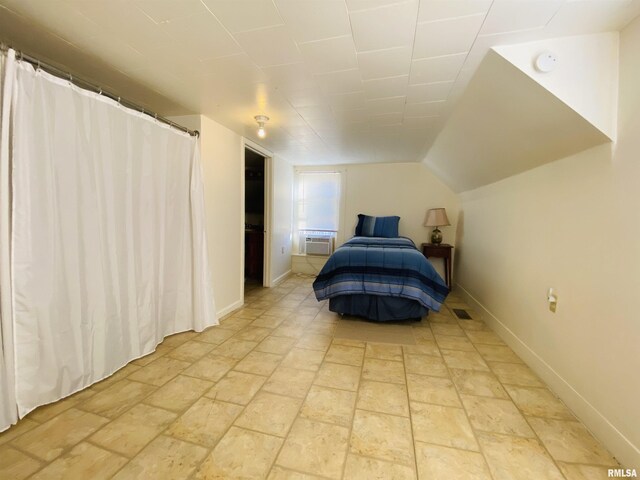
0,274,621,479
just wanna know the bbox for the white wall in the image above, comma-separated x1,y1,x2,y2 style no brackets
270,155,293,284
455,16,640,467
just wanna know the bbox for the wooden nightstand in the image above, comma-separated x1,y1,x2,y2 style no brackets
421,243,453,289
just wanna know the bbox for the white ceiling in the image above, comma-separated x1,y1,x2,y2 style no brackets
0,0,639,166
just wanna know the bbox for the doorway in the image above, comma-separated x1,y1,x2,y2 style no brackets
244,147,266,294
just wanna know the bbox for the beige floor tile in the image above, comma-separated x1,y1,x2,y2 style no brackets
505,385,574,420
0,418,39,446
267,466,324,479
450,368,508,399
461,394,534,437
234,351,283,376
127,356,191,386
404,354,448,377
465,330,505,345
182,355,237,382
441,350,489,371
233,307,266,319
431,323,466,337
132,344,173,367
217,316,253,331
315,362,361,391
413,328,435,343
332,338,366,348
476,344,522,363
234,392,301,437
415,442,492,480
365,343,403,361
263,366,316,398
324,344,365,366
357,380,409,416
167,397,243,447
90,404,177,457
235,326,273,342
458,320,489,331
79,380,156,418
296,334,332,352
144,375,213,412
12,408,108,461
403,343,441,357
206,371,266,405
477,431,564,480
251,315,286,329
272,324,307,339
255,335,297,355
406,374,461,407
410,402,479,452
489,361,544,387
112,435,208,479
90,363,143,391
213,338,258,359
167,340,216,362
161,331,198,348
362,358,405,384
300,385,357,427
28,388,96,423
0,446,42,480
195,426,283,480
195,326,237,345
29,442,127,480
343,454,416,479
557,462,621,480
435,334,476,351
276,418,350,479
281,348,325,371
528,417,617,465
350,409,414,466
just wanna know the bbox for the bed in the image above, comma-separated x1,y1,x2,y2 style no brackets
313,235,449,322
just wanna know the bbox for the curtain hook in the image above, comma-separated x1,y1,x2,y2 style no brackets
36,60,41,71
117,96,121,104
154,113,158,120
98,87,102,95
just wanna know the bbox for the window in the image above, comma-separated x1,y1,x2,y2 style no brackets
294,171,342,254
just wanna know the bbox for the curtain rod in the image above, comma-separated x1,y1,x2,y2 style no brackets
0,44,198,138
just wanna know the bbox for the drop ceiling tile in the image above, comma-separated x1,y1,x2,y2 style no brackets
357,46,412,80
296,105,334,121
329,91,367,110
346,0,408,12
417,0,492,23
275,0,351,43
364,95,406,115
480,0,564,35
409,53,466,84
350,0,419,51
406,81,453,103
314,69,363,95
333,108,369,124
233,25,301,67
286,88,326,108
404,100,445,116
199,53,266,82
363,75,409,99
298,36,358,74
134,0,204,24
161,11,241,60
402,115,440,129
546,0,640,35
370,112,404,125
202,0,283,33
261,63,317,93
413,14,485,59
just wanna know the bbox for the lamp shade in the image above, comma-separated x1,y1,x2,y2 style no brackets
424,208,450,227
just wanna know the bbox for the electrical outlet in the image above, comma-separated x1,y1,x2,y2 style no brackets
547,288,558,313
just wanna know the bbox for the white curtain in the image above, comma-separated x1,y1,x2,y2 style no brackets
0,49,217,429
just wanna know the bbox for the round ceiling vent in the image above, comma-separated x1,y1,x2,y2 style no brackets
534,52,558,73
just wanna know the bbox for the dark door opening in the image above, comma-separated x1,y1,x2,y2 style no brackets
244,148,265,292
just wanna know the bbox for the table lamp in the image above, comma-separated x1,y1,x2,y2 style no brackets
424,208,450,245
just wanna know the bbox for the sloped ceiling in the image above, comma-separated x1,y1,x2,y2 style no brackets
423,49,612,192
0,0,638,167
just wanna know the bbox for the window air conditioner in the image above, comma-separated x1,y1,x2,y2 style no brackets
304,236,333,256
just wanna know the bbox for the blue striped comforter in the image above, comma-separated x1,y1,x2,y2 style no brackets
313,236,449,311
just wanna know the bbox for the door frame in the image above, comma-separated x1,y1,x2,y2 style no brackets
241,139,273,301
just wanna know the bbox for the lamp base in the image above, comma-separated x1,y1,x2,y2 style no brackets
431,228,443,245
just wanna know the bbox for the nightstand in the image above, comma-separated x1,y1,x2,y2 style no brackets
421,243,453,290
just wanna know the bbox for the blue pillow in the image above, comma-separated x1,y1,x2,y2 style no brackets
355,214,400,238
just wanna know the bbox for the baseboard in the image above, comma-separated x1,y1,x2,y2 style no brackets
455,283,640,468
271,269,292,287
216,299,244,319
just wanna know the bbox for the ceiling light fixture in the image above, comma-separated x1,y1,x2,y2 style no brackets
255,115,269,139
